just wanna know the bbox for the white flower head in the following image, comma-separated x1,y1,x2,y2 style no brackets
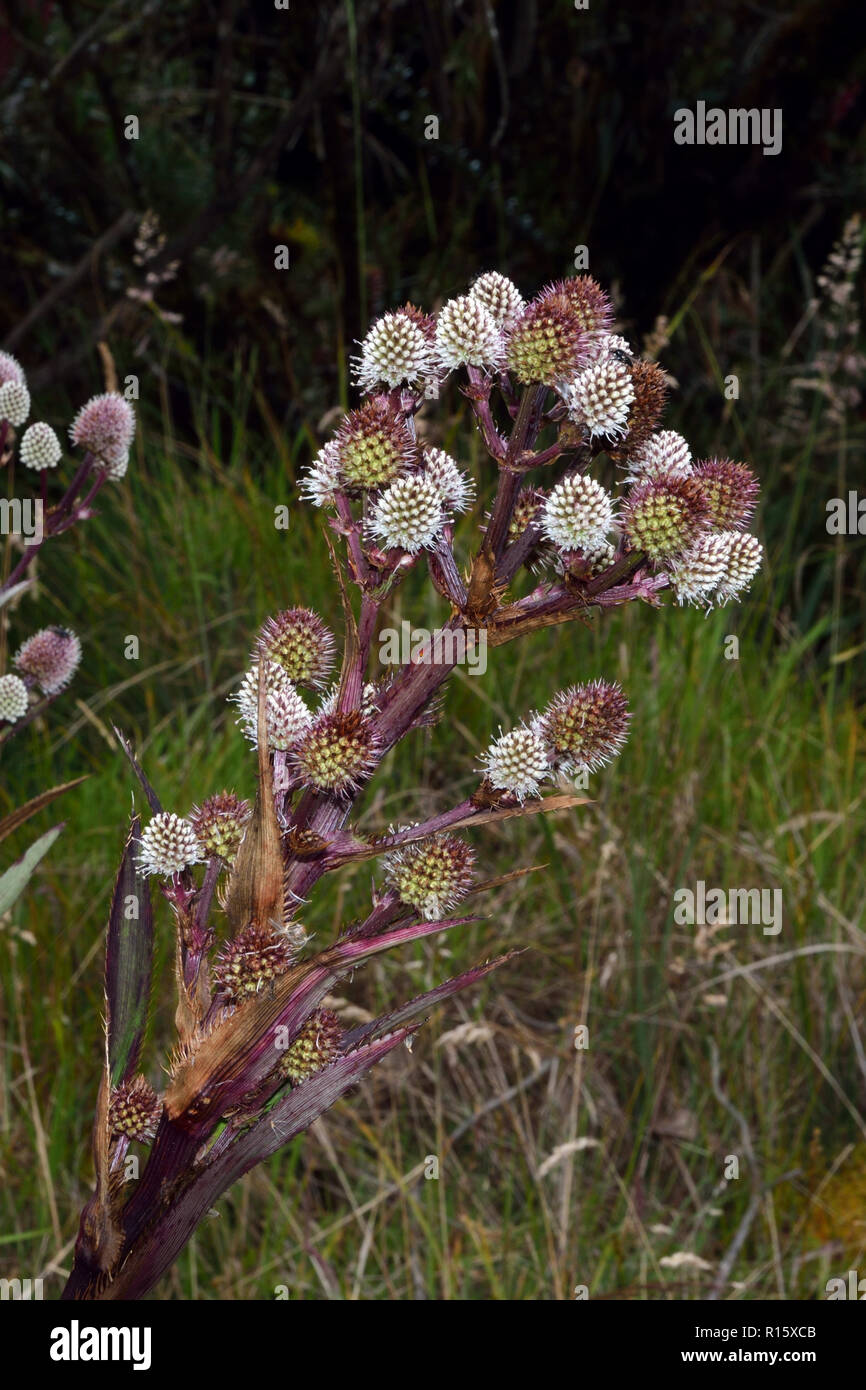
422,447,475,513
670,531,762,608
435,295,505,373
300,440,341,508
0,674,29,723
468,271,526,330
138,812,202,876
367,473,445,552
482,724,551,802
541,474,615,552
352,310,436,393
231,661,312,750
0,380,31,428
627,430,693,480
19,422,61,471
562,358,635,438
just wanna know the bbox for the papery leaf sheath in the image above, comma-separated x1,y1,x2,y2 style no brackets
105,816,154,1089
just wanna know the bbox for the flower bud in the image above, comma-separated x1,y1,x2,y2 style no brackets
69,392,135,468
626,430,693,481
693,458,759,530
0,674,29,723
138,812,202,876
367,473,445,552
214,923,296,1004
336,398,416,489
622,472,708,560
352,307,436,393
506,283,593,385
279,1009,342,1083
13,626,81,694
0,380,30,427
19,422,61,470
109,1075,162,1143
422,447,475,514
292,709,381,796
435,295,505,372
469,271,526,330
189,792,251,865
538,681,630,775
257,608,336,689
300,440,341,508
563,358,635,438
541,474,614,552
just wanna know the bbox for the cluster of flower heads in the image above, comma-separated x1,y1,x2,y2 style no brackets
481,680,631,802
0,351,136,480
0,626,82,724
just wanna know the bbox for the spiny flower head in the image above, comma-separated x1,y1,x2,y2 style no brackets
213,923,296,1005
622,472,708,561
538,681,630,776
0,674,29,723
279,1009,342,1084
0,380,30,427
138,812,202,877
69,392,135,468
693,458,759,530
506,282,593,386
231,662,312,751
13,626,81,694
563,357,635,438
300,440,341,508
435,295,505,372
109,1075,162,1143
367,472,445,552
469,271,526,330
561,275,615,340
292,708,380,796
189,792,251,865
352,307,437,393
422,447,475,513
614,359,669,456
383,832,475,919
336,397,416,490
670,531,762,607
482,724,551,802
256,608,336,689
541,474,615,553
626,430,693,480
0,351,25,387
19,421,61,470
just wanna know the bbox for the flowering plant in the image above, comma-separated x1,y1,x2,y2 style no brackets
61,272,762,1300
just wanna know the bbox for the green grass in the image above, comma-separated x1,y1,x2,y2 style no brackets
1,267,865,1300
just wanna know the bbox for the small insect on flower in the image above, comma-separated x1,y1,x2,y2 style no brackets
481,724,551,802
352,307,437,394
383,832,475,919
189,792,251,865
0,673,29,723
541,474,615,553
279,1009,342,1084
435,295,505,373
367,472,446,553
626,430,693,481
256,609,336,689
0,380,31,427
19,422,62,471
468,271,526,331
69,392,136,469
422,447,475,514
13,626,82,694
109,1075,162,1143
538,681,631,777
138,812,203,877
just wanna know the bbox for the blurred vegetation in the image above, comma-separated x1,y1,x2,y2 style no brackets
1,0,865,1299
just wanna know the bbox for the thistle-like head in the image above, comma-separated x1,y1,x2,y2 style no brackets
538,681,630,777
189,792,251,865
383,832,475,919
0,674,29,723
213,923,296,1005
256,609,336,689
279,1009,342,1084
435,295,505,373
481,724,551,802
69,392,135,470
19,422,62,471
138,812,203,876
292,708,381,796
622,471,709,561
336,397,416,490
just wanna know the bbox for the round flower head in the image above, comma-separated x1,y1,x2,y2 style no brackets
612,359,668,458
300,440,341,509
257,608,336,689
627,430,693,480
506,282,593,386
622,472,709,561
564,357,635,438
189,791,251,865
0,351,25,387
0,674,29,724
292,708,380,796
352,308,436,394
69,392,135,468
422,447,475,513
469,271,526,330
0,380,30,427
384,832,475,919
716,532,763,603
336,397,416,490
693,458,759,530
561,276,615,340
138,812,202,877
109,1075,161,1143
367,472,445,553
669,533,733,607
279,1009,342,1083
482,724,551,802
435,295,505,372
231,662,312,751
213,923,296,1005
19,421,61,471
541,474,615,553
13,626,81,694
539,681,630,776
595,333,635,363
